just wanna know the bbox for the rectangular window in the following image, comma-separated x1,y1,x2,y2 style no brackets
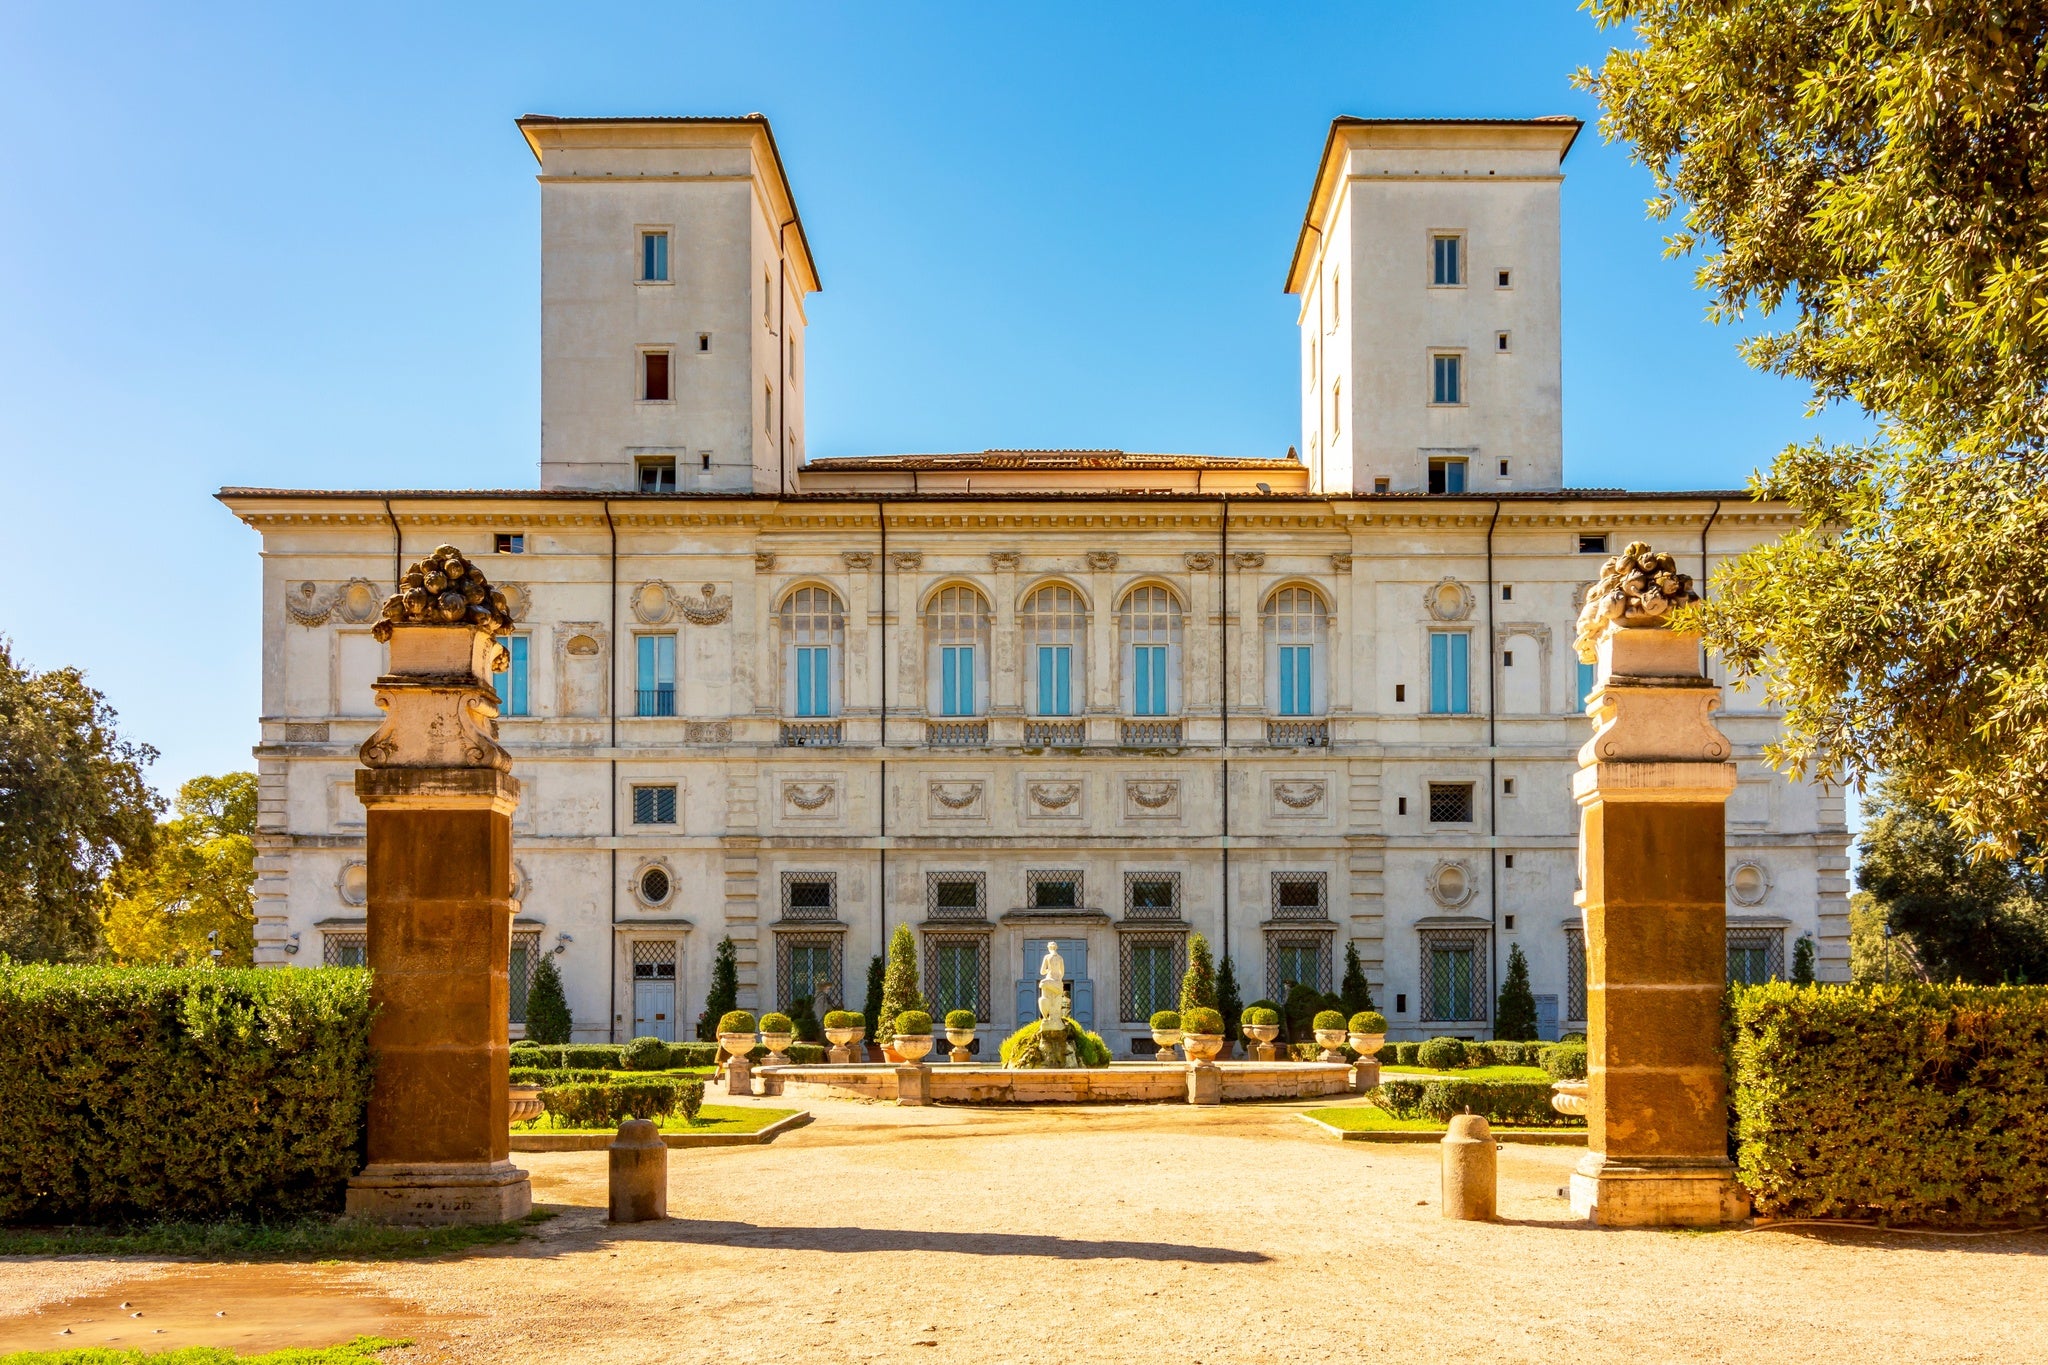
1431,945,1477,1018
1432,234,1463,286
939,645,975,716
641,231,669,282
1277,645,1313,716
1420,927,1489,1022
784,875,834,918
638,458,676,493
1428,782,1475,824
1579,534,1609,555
786,941,836,1001
929,875,984,919
493,635,529,717
494,533,524,554
1273,942,1322,991
632,784,677,825
1036,644,1072,716
1331,379,1342,436
1030,873,1081,909
509,931,541,1024
643,351,671,402
1126,875,1178,919
1727,929,1784,986
931,941,984,1018
1273,873,1326,919
1132,645,1168,716
1431,353,1463,405
1497,268,1512,289
1427,458,1467,494
1428,632,1470,714
794,646,831,718
1128,943,1178,1020
1497,331,1511,352
764,381,773,430
323,931,367,968
1577,659,1598,711
636,634,676,716
1566,925,1587,1022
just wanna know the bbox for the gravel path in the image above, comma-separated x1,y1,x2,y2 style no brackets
6,1096,2045,1363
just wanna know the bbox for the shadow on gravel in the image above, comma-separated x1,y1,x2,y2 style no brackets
581,1217,1271,1263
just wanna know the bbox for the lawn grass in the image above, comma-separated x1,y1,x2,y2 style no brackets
513,1103,797,1136
1378,1064,1551,1083
0,1335,407,1364
1305,1104,1576,1133
0,1211,553,1262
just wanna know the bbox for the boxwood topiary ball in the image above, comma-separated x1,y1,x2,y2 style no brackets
1417,1036,1468,1070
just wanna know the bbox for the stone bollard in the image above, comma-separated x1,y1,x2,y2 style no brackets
1441,1113,1497,1220
1350,1058,1380,1095
725,1055,752,1098
1185,1062,1222,1106
896,1062,931,1107
608,1118,667,1223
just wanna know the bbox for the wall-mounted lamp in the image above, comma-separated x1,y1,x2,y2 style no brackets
285,932,301,956
555,931,573,956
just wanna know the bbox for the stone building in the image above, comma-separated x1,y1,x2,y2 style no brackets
222,113,1850,1049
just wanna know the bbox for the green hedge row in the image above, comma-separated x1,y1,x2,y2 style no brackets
510,1039,825,1072
1730,983,2048,1224
0,964,375,1223
1374,1038,1557,1068
538,1078,706,1127
1370,1078,1578,1127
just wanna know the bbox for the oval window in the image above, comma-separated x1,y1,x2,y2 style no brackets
640,867,671,905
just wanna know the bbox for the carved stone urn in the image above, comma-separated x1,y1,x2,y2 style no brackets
1150,1026,1183,1061
825,1025,865,1064
1180,1032,1224,1063
1551,1079,1589,1118
1348,1031,1386,1058
892,1032,935,1064
1243,1023,1280,1062
1314,1028,1349,1063
945,1024,977,1063
759,1030,794,1067
717,1032,756,1062
507,1084,543,1126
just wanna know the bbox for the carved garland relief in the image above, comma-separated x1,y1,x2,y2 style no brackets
285,578,383,627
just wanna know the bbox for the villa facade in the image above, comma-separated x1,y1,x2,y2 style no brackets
223,113,1851,1050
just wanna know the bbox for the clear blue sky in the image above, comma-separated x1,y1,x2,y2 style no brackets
0,1,1869,796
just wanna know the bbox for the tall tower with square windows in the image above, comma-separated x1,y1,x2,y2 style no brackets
1284,117,1578,495
521,115,819,494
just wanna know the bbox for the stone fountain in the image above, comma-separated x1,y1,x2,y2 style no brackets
1005,941,1078,1069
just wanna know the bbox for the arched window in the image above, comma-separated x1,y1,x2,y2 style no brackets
1020,584,1085,717
1117,585,1183,717
779,586,844,717
1262,586,1328,716
925,585,990,716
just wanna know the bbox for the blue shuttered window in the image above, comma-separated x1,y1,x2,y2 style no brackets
1432,353,1463,404
1577,659,1598,712
494,635,529,716
1277,645,1313,716
940,645,975,716
641,231,668,282
1429,632,1470,715
1037,644,1072,716
794,646,831,717
1131,645,1167,716
636,635,676,716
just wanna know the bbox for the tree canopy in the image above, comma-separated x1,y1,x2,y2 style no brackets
101,772,258,967
1582,0,2048,856
1857,789,2048,983
0,638,161,960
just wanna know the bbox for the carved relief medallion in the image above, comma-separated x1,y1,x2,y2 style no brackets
1429,859,1477,909
1425,577,1476,622
631,580,676,625
1122,778,1181,819
678,583,732,626
928,780,985,818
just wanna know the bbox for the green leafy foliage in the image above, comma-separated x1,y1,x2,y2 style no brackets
1369,1078,1577,1127
1349,1011,1387,1035
1181,1007,1222,1035
1178,931,1218,1015
1241,1004,1279,1027
877,925,927,1044
1581,1,2048,857
1540,1042,1588,1081
1792,934,1817,985
945,1008,978,1030
538,1078,703,1126
1311,1009,1346,1031
717,1010,756,1036
822,1009,864,1031
524,953,572,1044
1857,792,2048,983
0,1334,412,1364
1149,1009,1181,1031
1394,1041,1421,1066
1495,944,1539,1041
0,637,163,961
1339,941,1375,1015
1215,955,1243,1041
759,1012,793,1035
894,1009,932,1036
622,1035,670,1070
0,963,373,1223
997,1019,1112,1067
1281,981,1342,1044
786,995,823,1044
696,936,740,1041
1417,1036,1468,1071
862,952,884,1040
1729,982,2048,1223
101,771,257,968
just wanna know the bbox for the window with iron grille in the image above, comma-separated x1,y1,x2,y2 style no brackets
1419,926,1491,1023
1027,870,1083,909
509,930,542,1023
1263,929,1334,998
926,872,986,920
923,934,988,1020
781,872,836,921
1119,931,1188,1022
323,930,366,968
632,939,677,976
1270,871,1328,921
1565,924,1587,1023
1428,782,1475,824
1726,927,1784,986
633,784,677,825
775,932,844,1013
1124,872,1180,920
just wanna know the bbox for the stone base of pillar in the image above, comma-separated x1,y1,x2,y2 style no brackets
827,1044,850,1064
345,1160,532,1226
1254,1043,1276,1063
1350,1059,1380,1094
1186,1062,1221,1105
725,1057,753,1097
758,1069,784,1097
1569,1154,1751,1227
950,1046,972,1063
896,1063,930,1106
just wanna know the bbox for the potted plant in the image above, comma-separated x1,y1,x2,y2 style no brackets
507,1082,543,1125
1311,1009,1350,1062
1180,1007,1225,1062
944,1009,978,1063
822,1008,866,1064
892,1010,935,1063
716,1010,758,1065
759,1011,794,1066
1149,1009,1183,1061
1241,1004,1281,1061
1346,1009,1388,1058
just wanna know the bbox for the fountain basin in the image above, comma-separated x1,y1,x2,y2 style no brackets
758,1061,1351,1105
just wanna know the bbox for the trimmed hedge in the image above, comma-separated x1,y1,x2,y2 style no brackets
759,1012,793,1035
1370,1078,1577,1127
1181,1007,1221,1035
1349,1011,1387,1035
1,964,375,1223
538,1078,705,1127
823,1010,864,1030
1311,1010,1346,1032
622,1035,669,1070
1540,1042,1587,1081
998,1020,1113,1067
1416,1036,1467,1070
945,1009,978,1030
1150,1009,1182,1031
718,1010,757,1035
512,1040,728,1071
1730,983,2048,1224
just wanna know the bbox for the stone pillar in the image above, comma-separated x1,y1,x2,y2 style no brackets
897,1062,931,1106
1568,543,1748,1228
345,546,531,1226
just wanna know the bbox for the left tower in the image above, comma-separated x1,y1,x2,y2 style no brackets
521,115,820,494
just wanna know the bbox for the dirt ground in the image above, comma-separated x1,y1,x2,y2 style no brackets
5,1094,2044,1364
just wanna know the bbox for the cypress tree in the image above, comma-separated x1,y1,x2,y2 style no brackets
861,953,885,1040
877,924,927,1043
1494,943,1539,1041
1178,931,1218,1016
1792,934,1817,985
695,935,739,1041
1339,941,1375,1015
1216,954,1243,1043
525,953,572,1044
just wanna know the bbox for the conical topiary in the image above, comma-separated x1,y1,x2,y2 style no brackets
1216,954,1243,1043
1792,934,1816,984
1179,931,1218,1017
1339,941,1375,1015
862,953,885,1041
525,952,572,1044
1495,942,1539,1041
877,924,927,1045
695,936,739,1041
